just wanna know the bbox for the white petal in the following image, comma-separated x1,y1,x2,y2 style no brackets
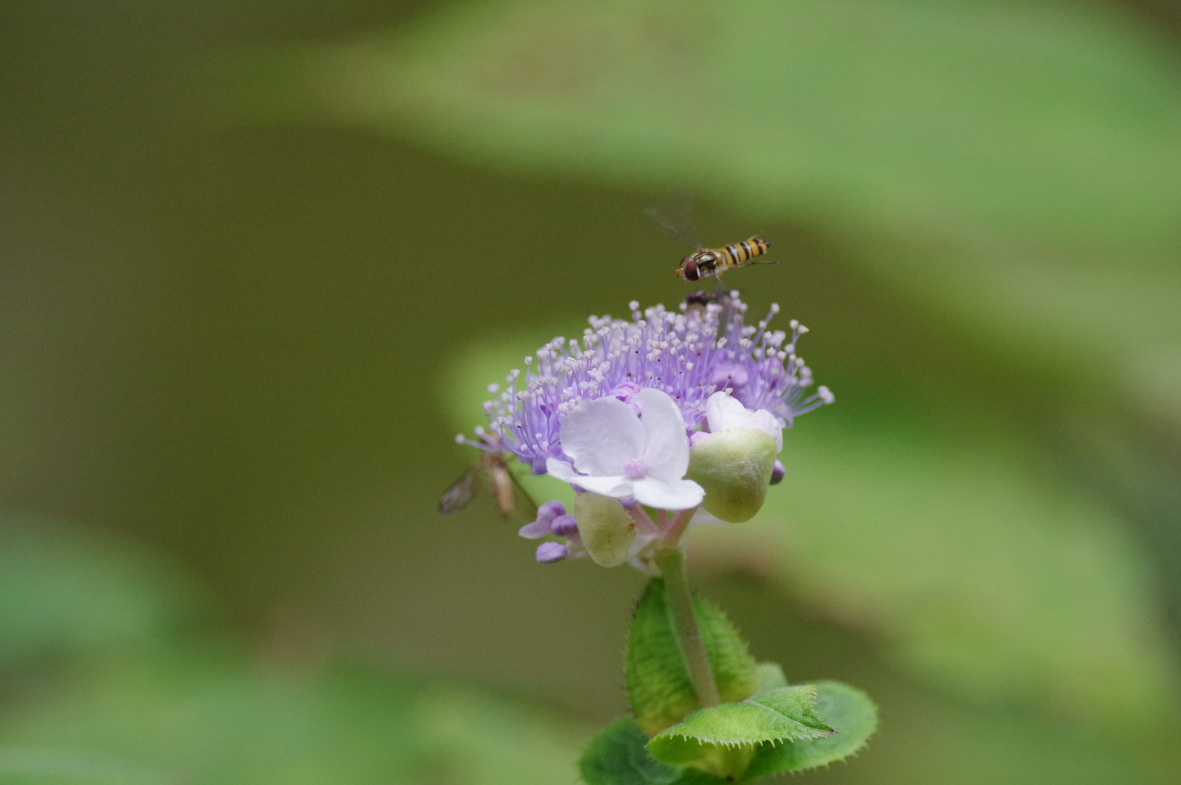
705,391,746,429
545,457,579,482
705,391,783,451
545,458,634,498
570,474,635,498
633,388,691,480
559,396,645,476
631,475,704,510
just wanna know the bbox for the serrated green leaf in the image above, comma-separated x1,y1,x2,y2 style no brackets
580,719,729,785
693,594,762,705
627,580,760,736
649,686,832,768
745,680,879,777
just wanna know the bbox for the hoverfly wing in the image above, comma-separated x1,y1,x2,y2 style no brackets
438,463,483,515
643,194,702,250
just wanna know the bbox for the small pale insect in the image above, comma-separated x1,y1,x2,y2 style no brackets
683,289,728,310
438,451,539,521
682,289,741,327
676,236,776,283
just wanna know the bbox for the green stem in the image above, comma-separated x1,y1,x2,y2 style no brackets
655,547,721,708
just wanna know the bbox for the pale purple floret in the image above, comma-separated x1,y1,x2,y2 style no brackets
550,514,580,538
536,541,571,563
518,500,567,539
464,294,832,473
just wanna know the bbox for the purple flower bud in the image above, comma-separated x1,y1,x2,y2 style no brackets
518,500,568,539
551,513,580,538
538,499,567,519
770,460,786,485
536,541,569,563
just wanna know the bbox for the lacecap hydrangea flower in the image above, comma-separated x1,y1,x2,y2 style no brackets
459,294,832,569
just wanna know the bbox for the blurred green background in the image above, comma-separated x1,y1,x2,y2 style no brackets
1,1,1179,783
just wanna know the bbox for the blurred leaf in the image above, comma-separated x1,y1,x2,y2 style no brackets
286,0,1181,384
0,747,173,785
0,643,591,785
735,406,1181,738
0,516,209,668
415,685,589,785
1,647,422,785
0,515,592,785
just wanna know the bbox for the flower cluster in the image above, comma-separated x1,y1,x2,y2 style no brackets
459,293,832,567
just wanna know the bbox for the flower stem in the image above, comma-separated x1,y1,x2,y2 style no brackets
662,506,696,546
655,547,721,708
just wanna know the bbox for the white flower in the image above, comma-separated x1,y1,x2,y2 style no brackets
546,388,705,510
704,391,783,451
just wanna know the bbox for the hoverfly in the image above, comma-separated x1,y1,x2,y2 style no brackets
644,201,777,285
675,236,776,283
438,451,539,521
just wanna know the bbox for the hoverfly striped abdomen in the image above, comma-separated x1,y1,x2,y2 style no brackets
726,237,770,264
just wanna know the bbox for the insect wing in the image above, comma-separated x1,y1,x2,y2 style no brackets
439,453,539,522
486,458,540,521
438,464,483,514
643,195,702,250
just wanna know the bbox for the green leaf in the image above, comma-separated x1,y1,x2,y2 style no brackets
415,685,591,785
648,685,832,767
579,719,729,785
627,580,760,736
753,662,787,693
0,517,209,667
0,644,590,785
0,518,587,785
745,680,879,777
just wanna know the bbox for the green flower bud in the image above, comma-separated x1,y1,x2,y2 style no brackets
575,491,636,567
687,429,778,523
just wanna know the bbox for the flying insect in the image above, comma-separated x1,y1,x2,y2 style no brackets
675,236,776,283
438,451,539,521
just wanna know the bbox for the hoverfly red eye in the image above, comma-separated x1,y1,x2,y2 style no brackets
683,260,699,282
